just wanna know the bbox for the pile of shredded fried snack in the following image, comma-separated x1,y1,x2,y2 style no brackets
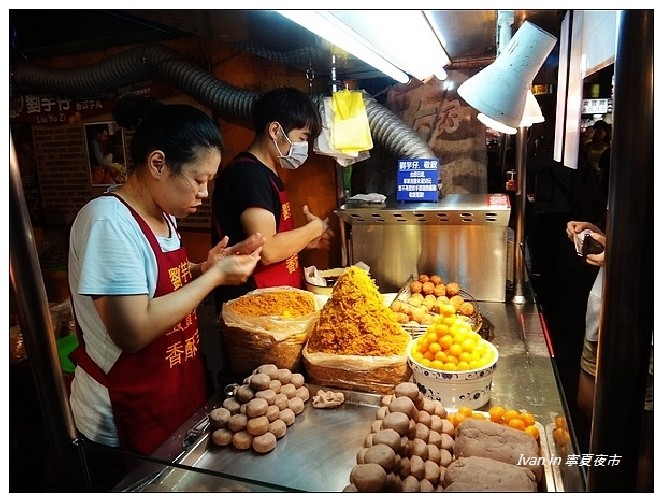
228,290,315,317
307,266,411,356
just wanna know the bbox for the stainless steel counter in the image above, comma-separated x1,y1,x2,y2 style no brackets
113,287,585,492
335,194,512,301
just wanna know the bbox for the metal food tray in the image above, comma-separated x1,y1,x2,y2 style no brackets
127,386,557,492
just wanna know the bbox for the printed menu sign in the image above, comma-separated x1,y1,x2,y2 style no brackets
396,158,440,202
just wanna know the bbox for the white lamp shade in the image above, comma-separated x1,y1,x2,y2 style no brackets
478,113,517,135
520,91,545,126
458,21,557,127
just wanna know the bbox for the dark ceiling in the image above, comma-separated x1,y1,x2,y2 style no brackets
9,9,566,83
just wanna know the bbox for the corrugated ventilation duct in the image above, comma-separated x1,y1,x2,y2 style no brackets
10,43,434,159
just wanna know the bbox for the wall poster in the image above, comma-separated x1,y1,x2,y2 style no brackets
84,121,128,186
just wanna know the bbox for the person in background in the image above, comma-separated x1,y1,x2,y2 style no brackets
210,87,333,312
565,220,606,419
584,119,611,173
566,220,653,491
88,125,116,184
67,94,264,485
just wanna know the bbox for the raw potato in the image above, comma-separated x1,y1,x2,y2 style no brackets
427,429,441,448
440,418,455,436
384,472,402,492
275,368,292,384
424,461,441,486
376,406,389,420
388,396,417,419
429,414,444,433
279,408,295,426
246,398,268,418
413,422,430,442
410,438,428,460
381,394,394,406
394,382,419,400
234,384,254,404
265,404,280,422
268,379,282,393
211,428,234,447
255,364,279,376
400,437,410,457
439,448,453,468
409,455,425,481
401,475,420,492
295,386,310,402
434,401,447,418
268,419,286,439
356,447,368,464
232,431,253,450
364,434,375,448
364,444,397,472
350,463,387,492
420,479,435,492
248,373,271,391
382,412,409,436
254,389,277,405
440,433,454,451
398,457,411,479
274,393,289,410
226,413,248,433
290,373,305,388
417,410,431,427
422,398,436,415
427,444,441,465
209,407,231,429
370,419,383,434
342,484,358,493
280,383,297,398
222,397,241,415
246,416,270,436
372,429,401,452
252,432,277,454
288,396,305,414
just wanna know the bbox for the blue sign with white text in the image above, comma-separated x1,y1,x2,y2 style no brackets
396,158,440,202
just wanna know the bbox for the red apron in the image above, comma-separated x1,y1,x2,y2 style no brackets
70,193,207,455
252,181,302,289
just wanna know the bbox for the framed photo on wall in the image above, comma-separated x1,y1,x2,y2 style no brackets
84,121,128,186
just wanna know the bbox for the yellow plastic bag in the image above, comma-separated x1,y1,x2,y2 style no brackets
329,89,373,154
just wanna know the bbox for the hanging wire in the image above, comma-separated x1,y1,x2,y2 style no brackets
306,62,315,94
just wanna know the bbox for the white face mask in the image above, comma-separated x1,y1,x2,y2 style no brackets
274,124,309,170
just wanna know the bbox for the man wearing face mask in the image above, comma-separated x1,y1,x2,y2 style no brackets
210,87,332,312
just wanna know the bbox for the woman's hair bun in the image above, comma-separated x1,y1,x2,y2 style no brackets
112,94,162,130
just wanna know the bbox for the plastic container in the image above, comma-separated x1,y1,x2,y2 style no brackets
56,333,78,374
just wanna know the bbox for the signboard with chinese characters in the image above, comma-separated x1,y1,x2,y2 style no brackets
396,158,440,202
582,98,612,114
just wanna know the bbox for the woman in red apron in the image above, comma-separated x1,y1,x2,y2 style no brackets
67,94,264,470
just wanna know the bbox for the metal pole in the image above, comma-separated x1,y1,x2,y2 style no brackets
587,9,653,492
9,134,88,491
511,125,528,304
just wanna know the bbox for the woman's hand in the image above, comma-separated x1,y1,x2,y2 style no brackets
201,233,266,274
566,221,602,241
